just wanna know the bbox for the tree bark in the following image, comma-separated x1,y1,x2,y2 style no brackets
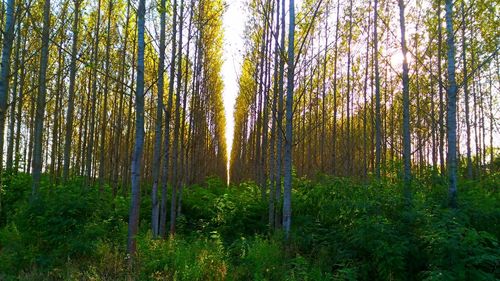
99,0,114,189
6,14,21,172
269,0,280,229
461,0,472,179
152,0,166,239
374,0,382,178
86,0,102,186
283,0,295,239
331,0,340,175
444,0,458,208
127,0,146,256
178,4,194,218
32,0,51,195
275,0,285,229
0,0,15,177
345,0,353,176
170,0,184,236
161,0,178,238
438,2,446,175
363,0,371,178
398,0,411,201
63,0,80,181
14,39,25,172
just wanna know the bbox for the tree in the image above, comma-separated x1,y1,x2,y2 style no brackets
0,0,15,215
170,0,185,236
331,0,340,175
345,0,353,175
85,0,102,185
4,1,20,173
161,0,178,238
32,0,51,195
437,0,446,175
444,0,458,208
275,0,286,229
398,0,411,201
374,0,382,178
127,0,146,256
62,0,81,181
283,0,295,239
151,0,166,239
461,0,472,179
98,0,115,189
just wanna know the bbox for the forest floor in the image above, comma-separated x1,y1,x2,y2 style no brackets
0,172,498,280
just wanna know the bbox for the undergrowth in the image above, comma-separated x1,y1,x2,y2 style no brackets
0,172,498,280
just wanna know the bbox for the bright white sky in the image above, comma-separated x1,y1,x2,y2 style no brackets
222,0,246,166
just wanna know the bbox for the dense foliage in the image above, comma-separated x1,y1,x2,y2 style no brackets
0,0,497,279
1,173,498,280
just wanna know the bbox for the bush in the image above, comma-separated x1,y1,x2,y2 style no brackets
420,209,500,280
1,173,499,280
180,182,267,240
0,175,128,277
138,233,227,281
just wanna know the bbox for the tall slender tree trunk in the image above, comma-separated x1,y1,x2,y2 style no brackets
414,19,422,175
274,0,286,229
430,54,437,168
331,0,340,175
75,93,84,174
27,75,35,174
479,80,486,175
178,5,194,217
398,0,411,201
260,1,271,201
113,0,131,193
124,9,138,192
269,0,281,229
152,0,166,239
161,0,178,238
363,0,371,178
63,0,80,181
320,3,328,172
438,2,446,175
127,0,146,256
86,0,102,186
0,0,15,178
283,0,295,239
81,74,92,177
170,0,184,236
473,49,482,176
32,0,51,195
6,15,21,172
188,30,202,186
374,0,382,178
345,0,353,175
461,0,472,179
488,68,493,173
51,38,65,183
99,0,114,189
14,41,26,172
255,16,266,196
444,0,458,208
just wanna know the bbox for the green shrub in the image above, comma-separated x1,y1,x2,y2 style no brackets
420,210,500,280
1,173,499,280
227,236,284,280
138,234,227,281
0,175,128,276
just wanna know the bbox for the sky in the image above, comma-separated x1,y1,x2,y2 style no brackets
222,0,246,170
